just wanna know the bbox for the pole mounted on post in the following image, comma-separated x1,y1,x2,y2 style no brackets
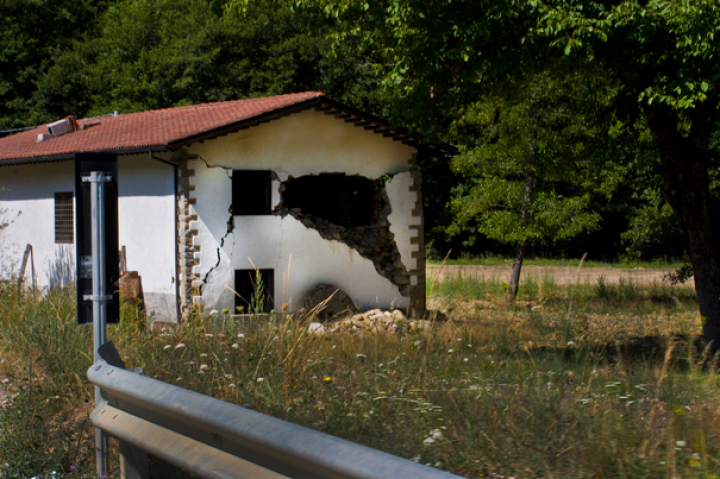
75,153,119,478
83,171,112,477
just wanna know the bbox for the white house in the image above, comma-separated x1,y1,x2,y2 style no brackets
0,92,448,321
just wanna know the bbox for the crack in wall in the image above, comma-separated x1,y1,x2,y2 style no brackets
200,247,222,294
275,173,411,295
198,156,233,171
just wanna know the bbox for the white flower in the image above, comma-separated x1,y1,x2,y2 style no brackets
238,333,245,338
205,334,214,338
413,340,422,347
423,437,435,446
430,429,443,440
464,358,469,362
356,353,366,359
448,349,454,353
225,373,233,379
331,345,337,349
676,440,686,447
257,377,264,383
231,343,240,349
228,384,236,388
163,344,171,350
199,353,208,358
200,364,208,371
175,343,186,349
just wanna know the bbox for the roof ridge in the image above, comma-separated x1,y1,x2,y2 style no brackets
80,92,324,122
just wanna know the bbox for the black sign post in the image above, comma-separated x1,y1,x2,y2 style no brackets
75,153,119,325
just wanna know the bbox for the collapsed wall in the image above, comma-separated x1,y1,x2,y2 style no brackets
274,173,410,296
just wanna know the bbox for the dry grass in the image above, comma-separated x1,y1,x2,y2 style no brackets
1,274,719,478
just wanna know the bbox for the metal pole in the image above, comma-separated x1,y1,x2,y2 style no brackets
84,171,111,477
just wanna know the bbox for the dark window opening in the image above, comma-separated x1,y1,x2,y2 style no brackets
283,174,381,227
232,170,271,215
234,269,274,314
54,192,74,244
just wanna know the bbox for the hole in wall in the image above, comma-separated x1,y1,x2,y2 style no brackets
275,173,410,294
281,174,382,227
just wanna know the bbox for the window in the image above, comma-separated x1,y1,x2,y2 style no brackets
234,269,274,314
54,192,74,244
232,170,271,215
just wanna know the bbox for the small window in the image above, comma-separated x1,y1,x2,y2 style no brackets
232,170,271,215
234,269,274,314
54,192,74,244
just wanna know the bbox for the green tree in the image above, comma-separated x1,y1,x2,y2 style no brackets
449,68,602,300
312,0,720,346
32,0,383,120
0,0,107,129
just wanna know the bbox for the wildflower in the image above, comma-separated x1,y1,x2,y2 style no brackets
463,358,469,362
257,377,264,383
331,345,337,349
448,349,454,353
163,345,171,350
205,334,213,338
231,343,239,349
228,384,236,388
413,340,422,347
69,465,76,472
324,376,332,383
238,333,245,338
199,364,208,371
199,353,208,358
676,440,686,447
356,353,366,359
175,343,186,349
225,373,233,379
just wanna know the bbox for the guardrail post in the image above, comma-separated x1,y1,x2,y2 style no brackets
119,442,149,479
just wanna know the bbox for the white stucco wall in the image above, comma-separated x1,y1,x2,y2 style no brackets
186,108,419,313
0,156,177,320
386,171,421,274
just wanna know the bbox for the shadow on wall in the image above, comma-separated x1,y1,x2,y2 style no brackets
47,245,75,289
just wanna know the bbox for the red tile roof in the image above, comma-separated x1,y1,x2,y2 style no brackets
0,92,324,163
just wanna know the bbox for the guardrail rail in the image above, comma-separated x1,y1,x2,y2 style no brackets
88,342,465,479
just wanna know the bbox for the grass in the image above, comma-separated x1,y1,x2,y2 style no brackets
427,254,687,270
0,272,719,478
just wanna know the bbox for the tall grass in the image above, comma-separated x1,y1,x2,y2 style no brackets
0,274,718,478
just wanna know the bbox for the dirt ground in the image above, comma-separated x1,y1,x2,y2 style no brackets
427,264,695,286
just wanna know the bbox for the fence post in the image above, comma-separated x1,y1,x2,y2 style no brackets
119,442,149,479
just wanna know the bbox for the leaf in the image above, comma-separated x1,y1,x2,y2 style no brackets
701,81,708,92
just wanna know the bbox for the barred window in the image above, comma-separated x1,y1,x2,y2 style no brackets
54,192,74,244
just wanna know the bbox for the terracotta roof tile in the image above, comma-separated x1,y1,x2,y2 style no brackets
0,92,323,163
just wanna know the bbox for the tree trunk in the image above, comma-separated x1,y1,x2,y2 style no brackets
644,102,720,349
507,241,527,302
507,100,539,303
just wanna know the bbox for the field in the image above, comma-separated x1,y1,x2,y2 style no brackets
0,266,719,478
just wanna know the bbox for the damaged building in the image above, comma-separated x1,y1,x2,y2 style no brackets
0,92,452,321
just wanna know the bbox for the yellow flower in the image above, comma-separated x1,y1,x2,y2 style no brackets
324,376,332,383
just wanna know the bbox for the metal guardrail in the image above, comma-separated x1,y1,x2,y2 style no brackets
88,345,465,479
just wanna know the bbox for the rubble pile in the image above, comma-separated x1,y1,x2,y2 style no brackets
306,309,431,335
